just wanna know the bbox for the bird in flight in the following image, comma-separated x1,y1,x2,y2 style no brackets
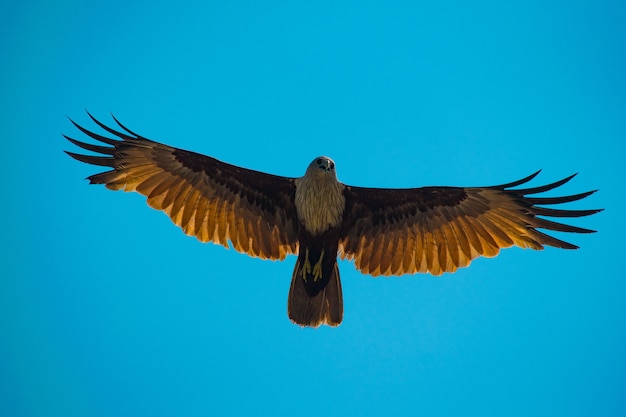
65,113,601,327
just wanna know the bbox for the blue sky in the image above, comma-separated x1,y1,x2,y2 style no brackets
1,1,624,416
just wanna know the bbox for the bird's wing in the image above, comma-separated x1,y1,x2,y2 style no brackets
339,171,601,276
65,113,299,260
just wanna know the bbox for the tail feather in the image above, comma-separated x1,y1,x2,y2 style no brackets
288,261,343,327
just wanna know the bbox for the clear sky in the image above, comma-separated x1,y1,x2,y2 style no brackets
1,1,624,416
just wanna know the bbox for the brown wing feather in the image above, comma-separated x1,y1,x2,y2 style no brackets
340,172,601,276
65,113,299,260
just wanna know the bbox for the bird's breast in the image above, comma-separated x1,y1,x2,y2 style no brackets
294,175,346,236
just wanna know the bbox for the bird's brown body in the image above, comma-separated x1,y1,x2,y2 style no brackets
65,113,602,327
289,160,346,325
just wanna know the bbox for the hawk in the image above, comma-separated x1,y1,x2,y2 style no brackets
65,113,601,327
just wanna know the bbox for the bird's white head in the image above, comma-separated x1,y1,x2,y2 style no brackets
306,156,336,177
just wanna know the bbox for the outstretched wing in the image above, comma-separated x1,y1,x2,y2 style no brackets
339,172,601,276
65,113,299,260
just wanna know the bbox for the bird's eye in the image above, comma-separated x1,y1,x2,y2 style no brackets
316,158,323,165
330,162,335,170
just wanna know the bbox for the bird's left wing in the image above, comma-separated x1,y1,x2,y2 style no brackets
65,113,299,260
339,172,601,276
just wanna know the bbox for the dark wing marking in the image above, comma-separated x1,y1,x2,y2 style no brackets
339,171,601,276
65,113,299,260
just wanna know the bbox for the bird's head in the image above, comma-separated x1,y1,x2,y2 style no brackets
306,156,336,177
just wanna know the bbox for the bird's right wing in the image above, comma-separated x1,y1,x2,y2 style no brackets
340,172,601,276
65,113,299,260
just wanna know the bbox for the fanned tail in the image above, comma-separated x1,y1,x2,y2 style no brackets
288,261,343,327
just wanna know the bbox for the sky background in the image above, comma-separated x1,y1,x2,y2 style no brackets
1,1,624,416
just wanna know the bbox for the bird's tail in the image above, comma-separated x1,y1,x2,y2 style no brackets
288,260,343,327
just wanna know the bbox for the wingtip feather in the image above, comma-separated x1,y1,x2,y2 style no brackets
110,113,142,137
493,170,542,189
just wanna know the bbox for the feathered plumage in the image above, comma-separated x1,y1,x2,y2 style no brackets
65,113,602,327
